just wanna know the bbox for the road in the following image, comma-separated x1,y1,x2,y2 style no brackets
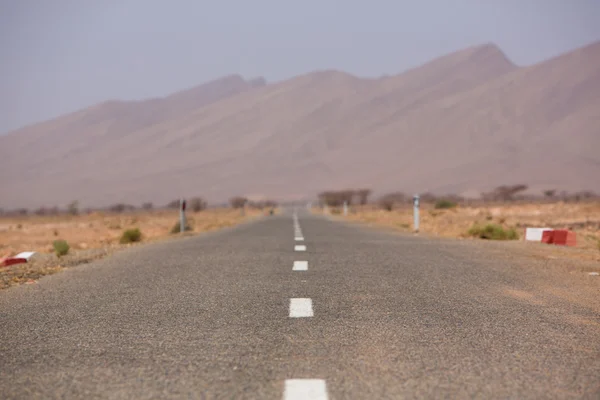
1,210,599,399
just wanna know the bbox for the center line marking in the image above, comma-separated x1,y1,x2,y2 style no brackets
284,379,328,400
294,245,306,252
293,261,308,271
295,237,304,241
289,298,313,317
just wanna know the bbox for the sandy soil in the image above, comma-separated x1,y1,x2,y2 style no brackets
321,201,600,262
0,208,265,289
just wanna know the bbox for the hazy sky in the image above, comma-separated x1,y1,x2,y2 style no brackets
1,0,599,134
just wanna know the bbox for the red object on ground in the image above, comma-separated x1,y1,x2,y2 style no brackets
552,229,577,246
1,257,27,267
541,229,576,247
541,230,554,244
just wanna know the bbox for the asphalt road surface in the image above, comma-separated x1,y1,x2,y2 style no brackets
1,210,599,399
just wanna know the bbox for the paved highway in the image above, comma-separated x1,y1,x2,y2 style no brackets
1,210,599,399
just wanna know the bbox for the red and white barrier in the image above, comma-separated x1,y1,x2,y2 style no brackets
1,252,37,267
524,227,552,242
525,228,577,247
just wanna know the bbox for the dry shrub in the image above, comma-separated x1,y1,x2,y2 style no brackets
230,196,248,209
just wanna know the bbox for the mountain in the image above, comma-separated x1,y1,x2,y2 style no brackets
0,42,598,209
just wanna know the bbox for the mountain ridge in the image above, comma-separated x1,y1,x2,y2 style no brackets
0,41,598,208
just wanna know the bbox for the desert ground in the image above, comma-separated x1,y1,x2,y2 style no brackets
0,207,265,288
321,201,600,261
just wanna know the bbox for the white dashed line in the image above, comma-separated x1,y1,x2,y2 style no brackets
294,245,306,252
295,237,304,241
284,379,328,400
289,298,313,318
293,261,308,271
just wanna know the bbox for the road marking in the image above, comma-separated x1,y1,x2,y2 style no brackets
293,261,308,271
294,245,306,252
295,237,304,241
284,379,328,400
289,298,313,317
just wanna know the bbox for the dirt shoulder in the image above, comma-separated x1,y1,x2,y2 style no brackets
320,201,600,259
0,208,266,289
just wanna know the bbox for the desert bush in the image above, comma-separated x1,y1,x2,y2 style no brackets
318,190,356,207
380,198,394,211
355,189,372,205
467,224,519,240
170,220,193,234
108,203,135,213
378,192,406,211
120,228,142,244
230,196,248,209
189,197,208,212
435,199,457,209
250,199,278,209
166,199,181,209
142,202,153,210
34,207,51,216
419,192,438,203
53,240,70,257
67,201,79,215
482,184,528,202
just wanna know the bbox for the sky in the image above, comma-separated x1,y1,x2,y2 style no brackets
1,0,599,134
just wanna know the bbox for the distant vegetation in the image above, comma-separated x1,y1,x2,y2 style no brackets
434,199,457,209
67,201,79,216
1,186,598,218
248,199,278,209
317,189,372,207
189,197,208,212
230,196,248,209
378,192,406,211
108,203,136,213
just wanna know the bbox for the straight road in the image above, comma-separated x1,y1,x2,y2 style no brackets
1,210,599,399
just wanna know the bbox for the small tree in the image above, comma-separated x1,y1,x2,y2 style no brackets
380,198,394,211
230,196,248,209
67,201,79,215
109,203,127,213
543,189,556,199
356,189,372,205
165,199,181,209
142,202,153,210
189,197,208,212
378,192,406,211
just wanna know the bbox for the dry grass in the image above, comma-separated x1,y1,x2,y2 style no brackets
0,208,264,289
325,201,600,257
0,208,261,255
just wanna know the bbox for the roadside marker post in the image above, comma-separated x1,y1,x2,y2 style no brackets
343,201,348,216
180,198,186,233
413,194,420,233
